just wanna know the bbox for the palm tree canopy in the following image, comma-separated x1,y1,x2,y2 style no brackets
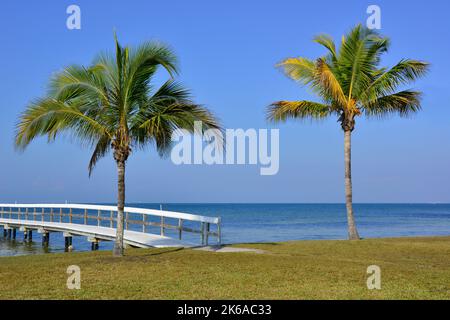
268,24,429,130
16,35,221,174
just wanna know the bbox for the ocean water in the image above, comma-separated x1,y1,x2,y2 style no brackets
1,203,450,257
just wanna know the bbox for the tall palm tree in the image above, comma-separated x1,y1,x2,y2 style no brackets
268,25,429,240
15,35,221,256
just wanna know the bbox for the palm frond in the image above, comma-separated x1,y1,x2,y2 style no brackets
364,90,422,118
276,57,316,85
49,65,109,105
15,98,111,150
363,59,429,100
137,103,222,156
130,81,221,156
313,59,347,107
365,36,390,66
267,100,332,122
338,25,374,98
124,44,179,114
314,34,337,62
88,135,111,176
130,80,190,130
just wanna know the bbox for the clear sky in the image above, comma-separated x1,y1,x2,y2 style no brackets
0,0,449,203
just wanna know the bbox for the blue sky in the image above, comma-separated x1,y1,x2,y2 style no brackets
0,0,449,203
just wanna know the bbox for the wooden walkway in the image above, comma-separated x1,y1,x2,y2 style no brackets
0,218,193,248
0,204,221,250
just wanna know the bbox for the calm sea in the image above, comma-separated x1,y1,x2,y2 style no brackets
1,203,450,257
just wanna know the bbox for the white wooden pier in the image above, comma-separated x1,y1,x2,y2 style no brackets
0,204,221,250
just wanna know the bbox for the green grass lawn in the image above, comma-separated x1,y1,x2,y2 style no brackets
0,236,449,299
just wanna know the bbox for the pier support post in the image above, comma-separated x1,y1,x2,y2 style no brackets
217,218,222,246
205,223,210,246
42,232,50,247
88,237,99,251
201,222,205,245
64,236,73,252
178,219,183,240
90,241,99,251
20,227,27,241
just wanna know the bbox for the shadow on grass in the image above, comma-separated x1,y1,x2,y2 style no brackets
141,247,186,257
96,247,187,263
234,242,280,246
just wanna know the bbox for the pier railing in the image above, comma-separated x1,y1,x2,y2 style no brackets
0,204,221,246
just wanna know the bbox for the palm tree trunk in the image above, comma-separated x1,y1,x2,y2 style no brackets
344,129,360,240
113,159,126,256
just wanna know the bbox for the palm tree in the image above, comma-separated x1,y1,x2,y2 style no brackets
268,25,429,240
15,35,221,256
